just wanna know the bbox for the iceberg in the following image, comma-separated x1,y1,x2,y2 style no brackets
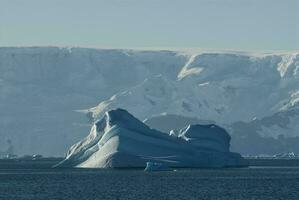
57,108,247,168
144,162,173,171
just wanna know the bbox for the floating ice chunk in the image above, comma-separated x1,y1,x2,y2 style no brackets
144,162,173,172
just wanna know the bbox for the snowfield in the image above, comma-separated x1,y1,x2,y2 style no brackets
0,47,298,156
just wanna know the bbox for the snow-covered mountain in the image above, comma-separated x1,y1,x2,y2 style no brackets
88,52,299,125
57,109,246,168
0,47,298,156
86,50,299,154
0,47,185,156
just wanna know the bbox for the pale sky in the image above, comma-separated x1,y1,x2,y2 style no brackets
0,0,298,51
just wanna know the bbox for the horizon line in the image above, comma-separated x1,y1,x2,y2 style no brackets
0,45,298,55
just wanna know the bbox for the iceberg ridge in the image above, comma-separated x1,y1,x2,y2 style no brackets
57,108,247,168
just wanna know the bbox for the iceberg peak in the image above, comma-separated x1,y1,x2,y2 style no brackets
179,124,231,141
102,108,150,133
178,124,231,152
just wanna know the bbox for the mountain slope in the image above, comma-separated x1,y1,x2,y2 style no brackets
0,47,186,155
89,52,299,125
0,47,298,155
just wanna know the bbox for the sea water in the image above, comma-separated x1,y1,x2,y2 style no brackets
0,167,299,200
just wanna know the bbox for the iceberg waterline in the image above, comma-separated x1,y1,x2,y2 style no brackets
57,109,247,168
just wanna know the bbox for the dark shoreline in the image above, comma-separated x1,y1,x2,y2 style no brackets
0,158,64,169
1,158,299,169
246,158,299,167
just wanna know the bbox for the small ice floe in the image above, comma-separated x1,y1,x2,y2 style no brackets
144,162,173,172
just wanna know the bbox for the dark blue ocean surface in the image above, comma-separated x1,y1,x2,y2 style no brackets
0,167,299,200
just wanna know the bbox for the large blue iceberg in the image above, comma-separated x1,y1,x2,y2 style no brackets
57,109,247,168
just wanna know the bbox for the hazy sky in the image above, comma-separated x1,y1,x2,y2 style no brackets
0,0,298,51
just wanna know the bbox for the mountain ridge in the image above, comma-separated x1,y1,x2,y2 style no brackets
0,47,298,155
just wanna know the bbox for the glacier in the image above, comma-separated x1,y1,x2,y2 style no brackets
0,47,299,156
57,109,247,168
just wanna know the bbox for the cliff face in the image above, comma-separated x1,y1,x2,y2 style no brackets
178,124,230,152
58,109,247,168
